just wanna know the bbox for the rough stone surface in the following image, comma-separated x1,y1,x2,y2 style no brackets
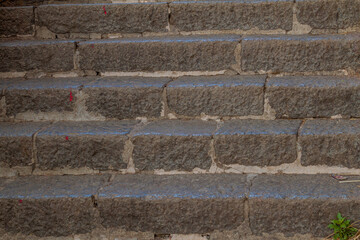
241,34,360,72
1,77,96,117
132,120,217,171
84,77,170,119
0,122,49,167
299,120,360,168
1,0,112,7
267,76,360,118
249,174,360,237
0,7,34,36
167,75,265,116
296,0,360,29
36,3,168,34
98,174,246,233
78,35,240,72
214,120,301,166
0,40,75,72
0,175,108,237
170,0,293,31
36,121,137,170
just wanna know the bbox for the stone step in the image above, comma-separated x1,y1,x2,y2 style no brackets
1,75,359,121
1,119,360,174
2,0,360,37
1,34,360,74
0,173,359,238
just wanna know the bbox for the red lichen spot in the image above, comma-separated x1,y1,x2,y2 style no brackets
69,90,73,102
103,6,107,15
65,136,69,141
19,199,23,203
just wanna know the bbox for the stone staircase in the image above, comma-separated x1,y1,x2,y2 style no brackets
0,0,359,239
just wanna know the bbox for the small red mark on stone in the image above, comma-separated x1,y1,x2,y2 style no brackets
69,90,73,102
65,136,69,141
19,199,23,203
103,6,107,15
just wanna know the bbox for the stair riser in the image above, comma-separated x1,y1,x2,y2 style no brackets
1,76,359,121
1,120,359,173
1,35,359,74
2,1,360,37
0,174,359,238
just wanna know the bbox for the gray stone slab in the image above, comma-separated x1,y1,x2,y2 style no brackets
78,35,240,72
267,76,360,118
36,3,168,34
249,174,360,237
132,120,217,171
0,6,34,36
241,34,360,72
2,77,97,117
36,120,138,170
167,75,265,116
0,174,108,236
214,120,301,166
83,77,170,119
170,0,293,31
98,174,247,233
0,39,75,72
0,122,50,167
296,0,360,29
299,119,360,168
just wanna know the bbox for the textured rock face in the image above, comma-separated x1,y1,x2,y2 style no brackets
84,77,170,119
98,174,247,234
167,75,265,117
36,3,168,34
249,174,360,237
241,35,360,72
267,76,360,118
36,121,137,170
0,40,75,72
214,120,301,166
132,120,217,171
0,122,48,167
299,120,360,168
0,175,107,237
296,0,360,29
1,77,93,117
78,35,240,72
0,6,34,36
170,0,293,31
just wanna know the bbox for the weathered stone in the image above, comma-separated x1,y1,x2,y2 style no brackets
249,174,360,237
0,7,34,36
1,0,112,7
98,174,246,233
299,120,360,168
0,175,108,237
84,77,170,119
241,34,360,72
296,0,360,29
1,77,96,117
0,122,49,167
267,76,360,118
167,75,265,117
36,3,168,34
170,0,293,31
214,120,301,166
132,120,217,171
78,35,240,72
36,121,137,170
0,40,75,72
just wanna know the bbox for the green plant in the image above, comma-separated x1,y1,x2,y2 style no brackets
328,213,358,240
